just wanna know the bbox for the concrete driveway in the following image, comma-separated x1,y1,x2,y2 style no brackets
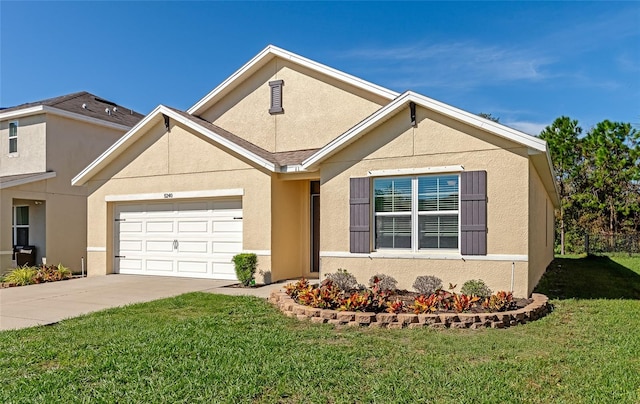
0,275,284,331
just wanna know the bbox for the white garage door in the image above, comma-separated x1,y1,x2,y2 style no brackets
115,199,242,280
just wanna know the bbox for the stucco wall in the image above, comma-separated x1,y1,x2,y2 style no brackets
0,114,47,176
528,161,555,293
317,105,534,296
201,58,389,153
84,120,273,276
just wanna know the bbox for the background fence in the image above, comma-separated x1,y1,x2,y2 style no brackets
584,233,640,255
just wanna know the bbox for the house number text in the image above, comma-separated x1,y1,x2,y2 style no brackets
164,193,173,199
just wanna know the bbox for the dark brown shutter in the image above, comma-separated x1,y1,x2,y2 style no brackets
460,171,487,255
350,177,370,253
269,80,284,114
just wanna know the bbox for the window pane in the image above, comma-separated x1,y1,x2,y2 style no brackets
419,215,458,249
16,206,29,225
374,178,411,212
376,216,411,249
9,138,17,153
9,122,17,138
16,227,29,246
418,175,458,212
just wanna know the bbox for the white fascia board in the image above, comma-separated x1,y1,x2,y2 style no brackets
0,171,57,189
302,92,413,169
187,44,399,115
72,105,165,186
43,106,133,131
0,106,45,120
0,105,132,131
165,107,277,172
303,91,548,169
279,164,307,173
367,165,464,177
73,105,277,186
105,188,244,202
407,92,547,152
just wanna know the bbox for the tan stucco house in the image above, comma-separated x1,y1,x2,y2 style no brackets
73,46,559,297
0,92,143,272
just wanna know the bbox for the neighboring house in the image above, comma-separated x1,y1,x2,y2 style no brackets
0,92,143,272
73,46,559,297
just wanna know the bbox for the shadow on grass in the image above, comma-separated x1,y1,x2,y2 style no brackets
534,255,640,300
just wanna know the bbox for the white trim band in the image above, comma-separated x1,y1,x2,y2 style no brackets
0,251,14,255
105,188,244,202
320,251,528,262
367,165,464,177
87,247,107,252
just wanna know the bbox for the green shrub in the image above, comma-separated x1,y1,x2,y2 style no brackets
413,275,443,295
325,268,362,291
232,253,257,287
4,266,38,286
460,279,492,297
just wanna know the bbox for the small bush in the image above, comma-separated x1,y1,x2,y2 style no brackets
325,268,361,291
369,274,397,292
413,275,443,295
460,279,492,297
4,266,37,286
232,253,257,287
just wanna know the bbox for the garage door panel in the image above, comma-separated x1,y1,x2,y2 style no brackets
178,241,208,253
178,221,208,233
146,240,175,252
177,261,208,274
119,259,142,270
116,198,242,280
120,221,143,233
120,240,143,252
146,221,174,233
213,221,242,232
146,260,174,272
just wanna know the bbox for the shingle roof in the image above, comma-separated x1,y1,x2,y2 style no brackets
1,91,144,127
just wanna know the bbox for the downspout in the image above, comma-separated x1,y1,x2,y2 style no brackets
510,262,515,293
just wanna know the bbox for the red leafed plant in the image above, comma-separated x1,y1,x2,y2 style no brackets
339,290,373,312
412,294,438,314
452,293,480,313
386,299,405,314
483,291,515,312
284,278,310,299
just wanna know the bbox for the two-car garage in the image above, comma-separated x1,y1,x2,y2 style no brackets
114,198,242,280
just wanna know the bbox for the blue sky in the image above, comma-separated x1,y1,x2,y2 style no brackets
1,1,638,135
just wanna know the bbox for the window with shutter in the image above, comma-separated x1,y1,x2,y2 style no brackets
9,121,18,153
460,171,487,255
269,80,284,114
350,177,370,253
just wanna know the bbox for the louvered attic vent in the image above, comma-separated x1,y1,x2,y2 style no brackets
269,80,284,114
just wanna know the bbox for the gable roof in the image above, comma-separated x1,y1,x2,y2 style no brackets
0,91,144,130
187,45,399,115
72,105,319,186
0,171,57,190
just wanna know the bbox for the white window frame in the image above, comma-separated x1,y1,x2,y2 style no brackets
374,174,460,252
8,120,18,153
12,205,29,246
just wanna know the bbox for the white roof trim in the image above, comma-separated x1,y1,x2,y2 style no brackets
302,91,548,170
72,105,277,186
0,105,133,131
0,171,57,189
187,45,399,115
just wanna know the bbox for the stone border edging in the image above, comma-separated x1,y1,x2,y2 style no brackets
268,291,550,329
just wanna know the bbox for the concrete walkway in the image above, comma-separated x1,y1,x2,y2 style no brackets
0,275,288,331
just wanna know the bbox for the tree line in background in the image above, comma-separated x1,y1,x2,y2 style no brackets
539,117,639,254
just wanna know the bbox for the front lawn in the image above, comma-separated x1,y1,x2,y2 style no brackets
1,255,638,403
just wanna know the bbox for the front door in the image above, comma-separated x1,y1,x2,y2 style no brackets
310,181,320,272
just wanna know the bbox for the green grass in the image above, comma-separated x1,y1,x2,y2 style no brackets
1,256,639,403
